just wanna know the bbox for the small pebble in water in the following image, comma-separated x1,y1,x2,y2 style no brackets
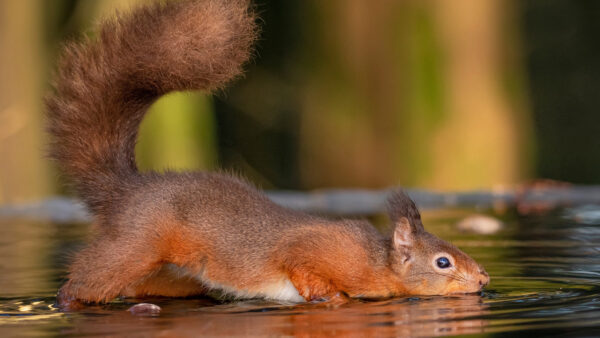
456,214,502,234
128,303,161,315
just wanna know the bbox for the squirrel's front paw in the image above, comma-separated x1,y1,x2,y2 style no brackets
309,292,349,306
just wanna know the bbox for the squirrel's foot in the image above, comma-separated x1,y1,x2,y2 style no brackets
56,286,86,311
309,292,349,306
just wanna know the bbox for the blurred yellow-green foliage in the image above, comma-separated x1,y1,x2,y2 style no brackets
1,0,599,204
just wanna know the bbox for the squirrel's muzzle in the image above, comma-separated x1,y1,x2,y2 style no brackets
478,266,490,289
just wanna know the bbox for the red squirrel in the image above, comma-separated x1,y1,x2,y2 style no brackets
46,0,489,309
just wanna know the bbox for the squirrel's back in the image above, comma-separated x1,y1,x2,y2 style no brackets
45,0,257,217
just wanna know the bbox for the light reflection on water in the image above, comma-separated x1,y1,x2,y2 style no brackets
2,208,600,336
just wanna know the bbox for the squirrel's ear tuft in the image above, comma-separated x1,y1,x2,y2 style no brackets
387,190,424,232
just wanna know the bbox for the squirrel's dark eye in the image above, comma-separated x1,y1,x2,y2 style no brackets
436,257,451,269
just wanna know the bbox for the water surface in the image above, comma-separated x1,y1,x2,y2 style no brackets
2,208,600,336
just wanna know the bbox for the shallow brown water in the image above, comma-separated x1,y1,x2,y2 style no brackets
2,207,600,336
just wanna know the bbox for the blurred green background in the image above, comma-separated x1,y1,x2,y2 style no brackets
1,0,599,204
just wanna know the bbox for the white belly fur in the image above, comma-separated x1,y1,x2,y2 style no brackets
166,264,304,303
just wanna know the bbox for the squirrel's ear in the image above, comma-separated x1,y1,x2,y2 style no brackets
387,190,425,232
393,217,415,250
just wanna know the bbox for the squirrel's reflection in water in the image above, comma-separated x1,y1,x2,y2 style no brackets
62,295,489,337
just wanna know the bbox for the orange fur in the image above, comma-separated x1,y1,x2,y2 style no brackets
48,0,489,310
125,266,207,298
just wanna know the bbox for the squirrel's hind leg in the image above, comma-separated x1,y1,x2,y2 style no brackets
57,238,162,310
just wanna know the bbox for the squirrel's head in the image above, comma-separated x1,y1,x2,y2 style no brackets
386,191,489,296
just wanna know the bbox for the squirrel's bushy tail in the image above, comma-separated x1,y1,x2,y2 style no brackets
46,0,257,215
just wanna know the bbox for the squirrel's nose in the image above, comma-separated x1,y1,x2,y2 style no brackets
478,266,490,288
